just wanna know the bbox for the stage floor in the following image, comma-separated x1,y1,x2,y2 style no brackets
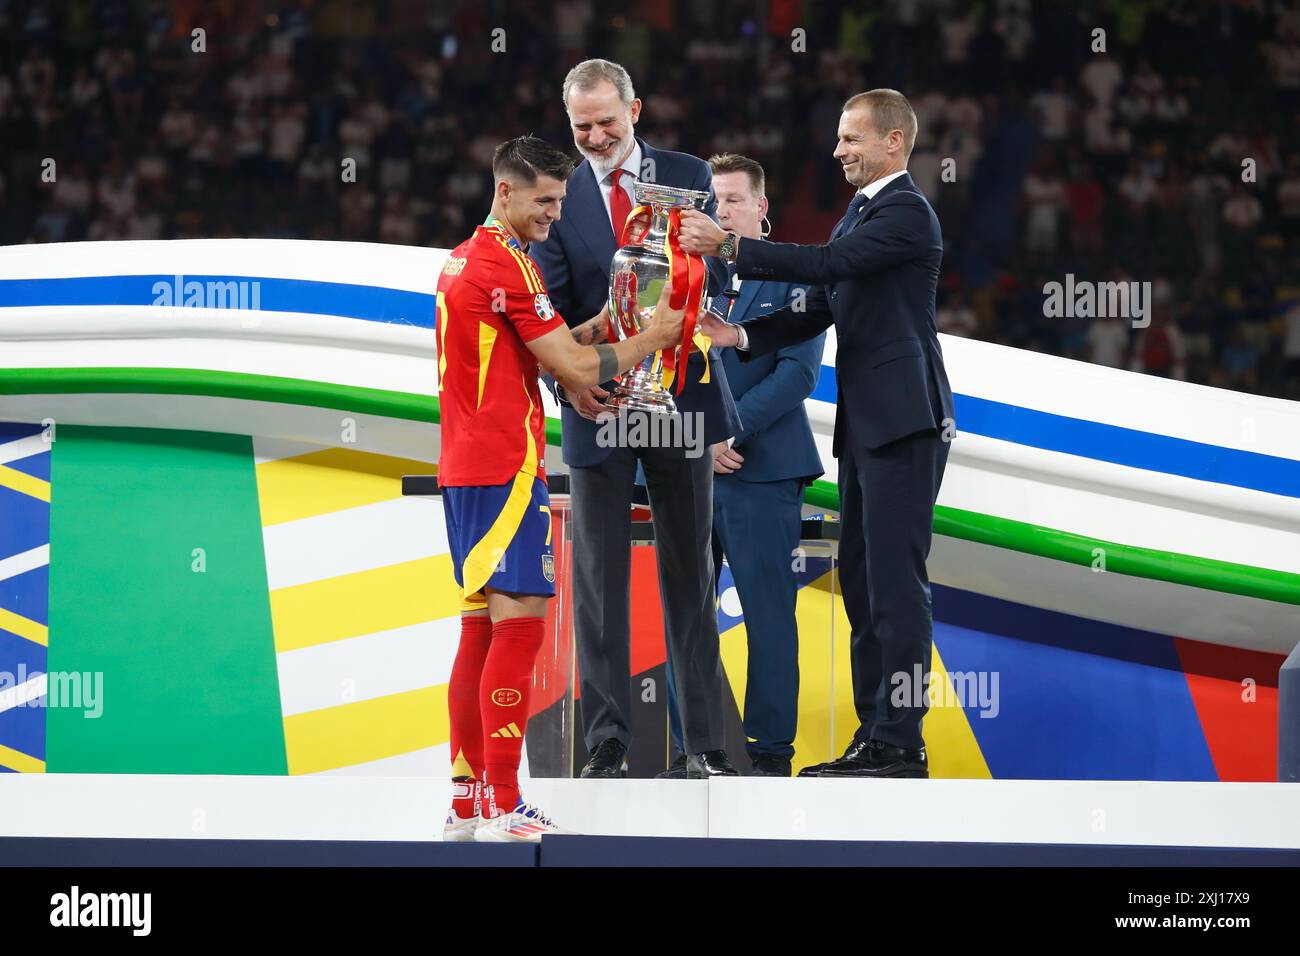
3,775,1298,849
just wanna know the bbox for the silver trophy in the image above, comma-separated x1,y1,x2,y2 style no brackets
607,181,711,414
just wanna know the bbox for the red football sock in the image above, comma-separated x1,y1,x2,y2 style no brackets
481,616,545,814
448,614,492,816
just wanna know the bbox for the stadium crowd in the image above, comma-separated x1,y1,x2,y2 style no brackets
1,0,1296,398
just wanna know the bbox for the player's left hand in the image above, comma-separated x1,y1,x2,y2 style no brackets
677,209,727,256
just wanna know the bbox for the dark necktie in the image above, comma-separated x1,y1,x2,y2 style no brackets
724,264,739,318
831,192,869,240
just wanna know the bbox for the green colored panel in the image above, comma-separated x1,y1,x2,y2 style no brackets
46,425,286,773
0,366,437,423
805,480,1300,607
6,366,1299,606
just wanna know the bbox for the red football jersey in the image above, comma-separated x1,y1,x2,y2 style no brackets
435,221,566,486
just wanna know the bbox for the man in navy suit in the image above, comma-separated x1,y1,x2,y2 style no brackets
531,59,742,779
680,89,954,779
704,154,825,778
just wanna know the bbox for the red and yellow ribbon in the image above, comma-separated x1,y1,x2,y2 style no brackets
619,205,711,395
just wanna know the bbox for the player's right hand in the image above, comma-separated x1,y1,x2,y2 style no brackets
646,282,686,350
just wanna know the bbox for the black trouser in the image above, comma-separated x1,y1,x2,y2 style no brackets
837,421,949,750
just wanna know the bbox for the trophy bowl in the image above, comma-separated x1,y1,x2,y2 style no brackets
607,181,711,415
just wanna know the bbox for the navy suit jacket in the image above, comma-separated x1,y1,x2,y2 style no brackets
714,274,824,485
735,172,953,456
531,137,741,467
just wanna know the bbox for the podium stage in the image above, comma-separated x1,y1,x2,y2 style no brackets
3,774,1298,866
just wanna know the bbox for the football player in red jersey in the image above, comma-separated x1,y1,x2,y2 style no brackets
438,135,684,842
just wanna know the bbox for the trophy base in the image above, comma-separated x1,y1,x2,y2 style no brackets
606,390,677,416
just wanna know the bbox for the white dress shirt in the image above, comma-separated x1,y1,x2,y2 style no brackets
593,141,642,228
859,168,908,200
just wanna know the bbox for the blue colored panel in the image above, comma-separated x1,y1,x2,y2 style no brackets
1,565,49,627
0,275,435,327
0,836,537,865
811,370,836,405
0,697,47,762
934,583,1183,668
0,485,49,563
0,422,43,441
953,393,1300,499
0,627,48,675
809,369,1300,498
931,584,1217,781
537,835,1300,866
0,423,50,771
4,450,51,481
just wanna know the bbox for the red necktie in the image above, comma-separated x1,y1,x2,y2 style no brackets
609,168,632,240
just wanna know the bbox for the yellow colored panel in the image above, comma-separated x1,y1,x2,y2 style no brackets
256,447,435,526
924,643,993,779
0,607,48,647
0,464,50,502
719,568,991,778
283,684,450,775
270,555,461,652
0,742,45,773
790,570,858,770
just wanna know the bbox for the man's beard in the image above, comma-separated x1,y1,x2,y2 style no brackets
581,138,624,174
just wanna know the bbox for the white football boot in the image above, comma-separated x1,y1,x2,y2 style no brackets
442,778,483,842
474,788,574,843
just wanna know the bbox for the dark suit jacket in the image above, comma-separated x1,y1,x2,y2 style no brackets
531,136,741,467
714,275,824,484
735,172,953,456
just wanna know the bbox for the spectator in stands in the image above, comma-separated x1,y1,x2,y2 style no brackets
1218,325,1261,392
1,0,1294,399
938,291,979,338
1130,307,1187,382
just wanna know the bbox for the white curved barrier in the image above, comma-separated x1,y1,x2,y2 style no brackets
3,238,1299,656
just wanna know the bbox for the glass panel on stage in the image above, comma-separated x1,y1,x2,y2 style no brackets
713,508,844,780
793,512,844,774
525,477,576,778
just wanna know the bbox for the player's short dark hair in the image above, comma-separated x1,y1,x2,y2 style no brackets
708,153,765,196
492,135,574,186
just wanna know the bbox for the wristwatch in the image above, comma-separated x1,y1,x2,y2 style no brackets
718,232,739,262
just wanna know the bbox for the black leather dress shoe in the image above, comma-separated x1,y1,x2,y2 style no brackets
819,739,928,778
749,755,792,777
580,738,628,778
688,750,740,777
655,749,739,778
654,752,689,779
797,737,871,777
